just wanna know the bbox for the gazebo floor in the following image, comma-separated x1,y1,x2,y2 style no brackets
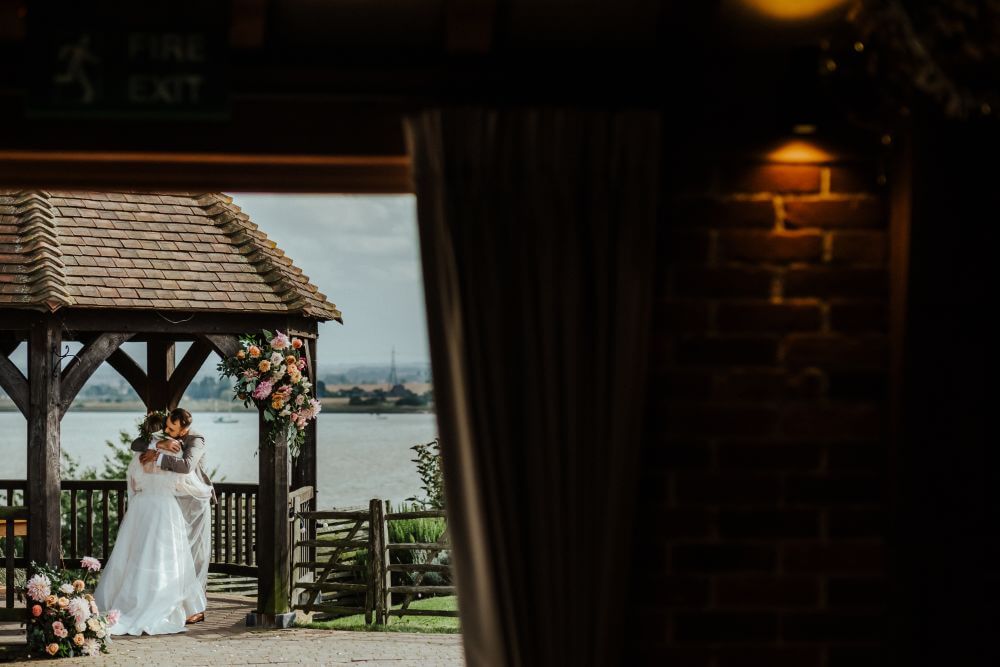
1,594,464,666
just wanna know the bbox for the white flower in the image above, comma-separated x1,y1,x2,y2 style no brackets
87,617,101,632
25,574,51,602
270,351,282,365
68,596,91,623
76,621,87,633
83,638,100,657
96,629,106,639
59,583,75,595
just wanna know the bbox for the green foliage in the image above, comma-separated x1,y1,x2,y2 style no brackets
385,501,451,593
300,595,459,633
406,438,445,510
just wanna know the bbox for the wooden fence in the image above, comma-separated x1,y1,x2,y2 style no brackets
292,500,455,625
1,486,457,628
0,479,261,618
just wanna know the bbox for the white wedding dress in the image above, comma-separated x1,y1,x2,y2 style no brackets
94,451,208,635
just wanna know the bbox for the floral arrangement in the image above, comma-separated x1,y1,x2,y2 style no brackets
217,330,321,456
24,557,117,659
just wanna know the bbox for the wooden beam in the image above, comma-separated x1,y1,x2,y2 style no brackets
105,348,149,405
168,339,214,410
52,310,320,337
0,349,28,417
202,334,241,359
27,316,61,566
446,0,496,54
255,408,292,624
59,333,134,417
0,150,411,193
146,341,175,412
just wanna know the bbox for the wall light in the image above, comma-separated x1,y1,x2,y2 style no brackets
766,139,833,163
739,0,850,21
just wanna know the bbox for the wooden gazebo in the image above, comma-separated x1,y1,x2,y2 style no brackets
0,190,341,626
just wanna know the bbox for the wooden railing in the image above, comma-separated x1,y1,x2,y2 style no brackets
0,480,262,588
292,500,454,625
212,483,259,576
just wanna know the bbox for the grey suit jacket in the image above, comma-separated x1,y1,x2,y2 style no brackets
131,428,216,503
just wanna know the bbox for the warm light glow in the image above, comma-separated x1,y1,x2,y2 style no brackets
741,0,850,21
767,140,833,164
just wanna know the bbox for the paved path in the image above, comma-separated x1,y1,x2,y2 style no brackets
6,594,465,666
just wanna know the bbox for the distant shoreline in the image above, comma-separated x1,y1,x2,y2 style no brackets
0,398,434,415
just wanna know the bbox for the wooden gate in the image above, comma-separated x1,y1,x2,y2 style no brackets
291,499,456,625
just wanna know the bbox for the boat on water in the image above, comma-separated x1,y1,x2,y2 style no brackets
213,416,240,424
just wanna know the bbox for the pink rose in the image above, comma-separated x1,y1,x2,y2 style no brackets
106,609,120,626
30,605,41,617
297,358,307,370
51,620,68,638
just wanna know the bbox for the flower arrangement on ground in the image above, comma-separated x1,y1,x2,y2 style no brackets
217,329,321,456
24,557,117,659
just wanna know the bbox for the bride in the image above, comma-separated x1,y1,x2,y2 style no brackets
94,413,212,635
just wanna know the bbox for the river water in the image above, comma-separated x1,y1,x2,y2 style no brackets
0,411,438,509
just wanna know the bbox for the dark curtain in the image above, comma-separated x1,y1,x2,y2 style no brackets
893,110,1000,666
405,108,661,666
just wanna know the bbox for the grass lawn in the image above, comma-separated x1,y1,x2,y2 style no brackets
300,595,460,634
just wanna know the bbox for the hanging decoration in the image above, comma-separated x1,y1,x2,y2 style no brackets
217,330,320,457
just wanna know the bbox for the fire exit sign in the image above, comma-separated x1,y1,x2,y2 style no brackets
26,3,229,119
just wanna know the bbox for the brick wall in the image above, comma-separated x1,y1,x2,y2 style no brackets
634,147,890,666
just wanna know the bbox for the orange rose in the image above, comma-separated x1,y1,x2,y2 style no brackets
237,349,246,360
292,338,303,349
249,345,261,358
46,643,59,656
285,355,297,367
272,398,284,410
57,597,69,608
72,579,85,592
73,633,85,646
45,595,58,607
31,605,41,617
258,360,271,372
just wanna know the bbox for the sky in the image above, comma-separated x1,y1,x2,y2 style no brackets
232,194,429,367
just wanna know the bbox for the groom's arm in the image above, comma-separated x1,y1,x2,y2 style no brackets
158,435,206,475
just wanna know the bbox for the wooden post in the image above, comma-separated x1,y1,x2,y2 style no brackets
27,316,61,566
370,498,391,625
146,340,175,411
249,408,295,628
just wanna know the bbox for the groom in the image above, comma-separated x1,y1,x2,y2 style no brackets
133,407,214,624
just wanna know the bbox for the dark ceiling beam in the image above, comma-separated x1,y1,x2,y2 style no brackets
231,0,268,50
59,332,134,417
0,150,410,193
446,0,496,54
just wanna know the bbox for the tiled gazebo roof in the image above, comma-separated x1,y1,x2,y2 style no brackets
0,191,341,322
